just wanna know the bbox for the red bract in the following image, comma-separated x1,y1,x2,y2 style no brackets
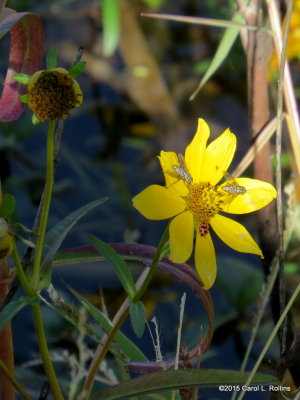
0,1,44,121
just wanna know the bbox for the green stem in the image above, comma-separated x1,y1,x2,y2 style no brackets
134,224,170,299
0,360,33,400
12,239,35,297
32,304,64,399
32,119,56,290
81,224,170,399
29,120,63,398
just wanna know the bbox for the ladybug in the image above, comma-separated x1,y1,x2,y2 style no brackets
199,222,209,237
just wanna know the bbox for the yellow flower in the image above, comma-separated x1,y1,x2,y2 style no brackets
132,119,277,290
28,68,83,121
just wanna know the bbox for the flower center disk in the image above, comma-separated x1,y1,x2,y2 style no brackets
186,183,224,224
28,70,81,120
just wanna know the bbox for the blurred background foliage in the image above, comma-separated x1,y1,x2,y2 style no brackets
1,0,300,398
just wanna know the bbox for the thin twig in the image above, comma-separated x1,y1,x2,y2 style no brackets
174,293,186,370
274,0,293,356
172,292,186,400
267,0,300,175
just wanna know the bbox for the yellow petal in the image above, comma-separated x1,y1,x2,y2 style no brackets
72,79,83,107
219,178,277,214
158,151,188,196
201,128,236,185
169,211,194,263
210,214,263,258
185,119,210,183
132,185,186,220
195,232,216,290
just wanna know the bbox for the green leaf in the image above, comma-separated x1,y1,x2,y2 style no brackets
67,286,147,362
93,369,280,400
190,12,242,100
46,46,58,69
90,235,136,299
69,61,86,78
0,296,39,333
19,94,29,104
0,193,15,218
129,300,146,338
39,197,107,290
102,0,120,56
12,73,30,85
53,247,103,266
14,233,35,248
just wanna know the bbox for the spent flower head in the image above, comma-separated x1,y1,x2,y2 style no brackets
27,68,83,121
133,119,277,289
13,58,85,123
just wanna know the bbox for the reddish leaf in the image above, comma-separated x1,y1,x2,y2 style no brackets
0,11,44,121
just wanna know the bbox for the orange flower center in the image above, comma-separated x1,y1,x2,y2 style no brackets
186,183,224,224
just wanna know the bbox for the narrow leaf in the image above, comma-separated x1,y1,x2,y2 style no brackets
12,73,30,84
0,296,39,333
0,12,44,121
0,193,15,218
69,61,86,78
94,369,279,400
19,94,28,103
67,286,147,362
46,46,58,69
39,197,107,290
129,300,146,338
102,0,120,56
190,12,243,100
14,234,35,248
90,236,136,299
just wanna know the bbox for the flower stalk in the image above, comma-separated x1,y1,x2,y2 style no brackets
30,119,64,399
32,304,64,399
12,239,35,297
32,119,55,289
